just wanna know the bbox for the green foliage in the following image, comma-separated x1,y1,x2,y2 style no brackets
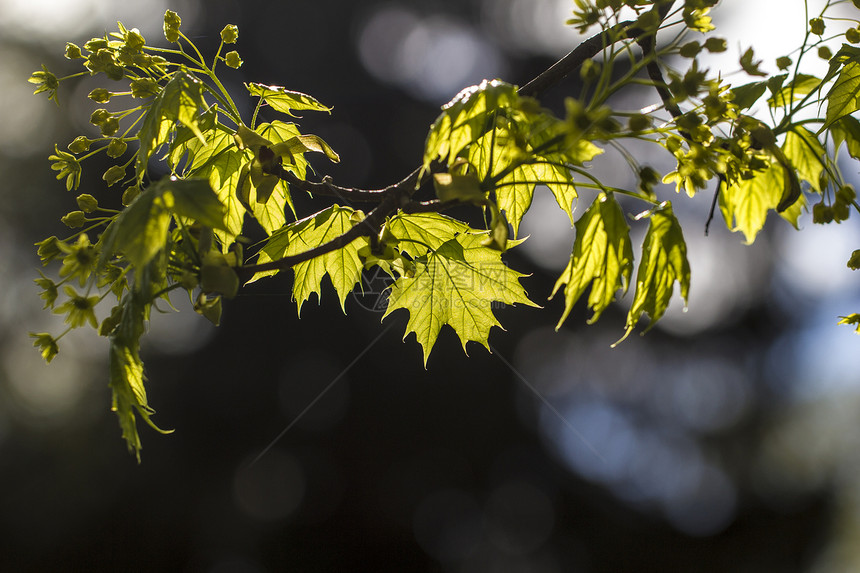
28,2,860,459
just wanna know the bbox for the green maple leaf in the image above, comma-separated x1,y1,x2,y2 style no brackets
385,212,473,257
782,126,826,193
551,193,633,328
720,162,786,244
824,61,860,130
623,203,690,339
136,70,207,179
256,205,369,313
382,232,537,366
246,82,332,117
424,79,519,169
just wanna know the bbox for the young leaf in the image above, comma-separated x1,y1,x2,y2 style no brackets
103,177,225,268
831,115,860,159
824,61,860,130
137,70,207,179
719,162,785,244
246,83,332,116
551,193,633,328
424,79,518,169
385,212,473,258
731,81,767,110
256,206,369,313
782,127,826,193
382,232,537,365
623,203,690,338
767,74,822,108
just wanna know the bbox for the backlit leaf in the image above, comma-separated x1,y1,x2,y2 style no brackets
551,193,633,328
824,60,860,129
623,203,690,338
382,232,537,365
782,126,826,193
136,70,206,179
719,162,784,244
258,206,369,313
246,82,332,116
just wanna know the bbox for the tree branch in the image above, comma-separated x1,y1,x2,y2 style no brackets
519,0,676,99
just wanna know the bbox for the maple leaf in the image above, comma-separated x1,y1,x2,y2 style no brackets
551,193,633,328
256,205,369,313
382,230,537,366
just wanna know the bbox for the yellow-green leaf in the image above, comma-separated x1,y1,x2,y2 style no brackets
623,203,690,339
257,206,369,313
551,193,633,328
824,60,860,129
719,162,784,244
782,126,826,193
382,232,537,365
246,82,332,116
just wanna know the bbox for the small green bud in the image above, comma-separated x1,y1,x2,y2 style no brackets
220,24,239,44
848,250,860,270
130,78,159,98
837,185,856,204
833,201,851,222
818,46,833,60
679,41,701,58
36,236,63,264
776,56,792,70
124,28,145,51
84,38,108,52
809,18,825,36
225,51,243,69
106,138,128,158
88,88,112,103
628,113,651,132
579,59,601,83
103,165,126,187
704,37,727,53
76,194,99,213
164,10,182,42
68,136,93,154
90,108,111,126
100,117,119,137
847,28,860,44
121,184,140,206
61,210,87,228
64,43,83,59
812,202,834,224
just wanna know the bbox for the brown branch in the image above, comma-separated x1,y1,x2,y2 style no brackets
519,0,676,99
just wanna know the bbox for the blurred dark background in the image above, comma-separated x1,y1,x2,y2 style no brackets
1,0,859,571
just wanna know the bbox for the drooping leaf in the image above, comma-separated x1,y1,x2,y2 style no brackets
782,126,826,193
382,232,538,365
246,82,332,116
719,162,785,244
831,115,860,159
824,61,860,130
731,81,767,110
257,206,369,313
551,193,633,328
623,203,690,338
109,274,172,462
